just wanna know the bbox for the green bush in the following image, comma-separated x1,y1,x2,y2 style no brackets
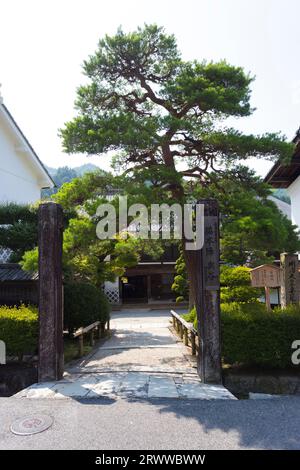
183,302,300,368
222,302,300,368
172,250,189,302
64,282,111,333
0,305,38,356
182,308,197,324
221,301,267,317
220,265,261,303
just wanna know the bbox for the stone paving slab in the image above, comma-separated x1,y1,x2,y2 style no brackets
148,376,179,398
14,382,57,399
86,375,123,398
14,372,237,400
249,392,283,399
118,373,149,398
178,383,213,399
50,375,99,398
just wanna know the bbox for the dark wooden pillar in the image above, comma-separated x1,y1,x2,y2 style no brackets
38,202,64,382
280,253,300,308
195,199,222,384
147,275,151,303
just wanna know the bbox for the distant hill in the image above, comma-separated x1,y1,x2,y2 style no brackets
45,163,101,177
45,165,57,177
42,163,105,198
74,163,102,176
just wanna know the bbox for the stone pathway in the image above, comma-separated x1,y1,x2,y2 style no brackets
15,309,236,400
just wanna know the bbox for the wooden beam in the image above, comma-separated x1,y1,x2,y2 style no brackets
38,202,64,382
192,199,222,384
269,177,292,184
200,199,222,384
265,286,271,311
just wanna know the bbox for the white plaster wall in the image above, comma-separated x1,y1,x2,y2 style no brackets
0,122,42,204
104,279,119,289
287,175,300,230
268,196,291,220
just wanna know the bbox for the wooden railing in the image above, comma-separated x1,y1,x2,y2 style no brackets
73,320,110,357
170,310,198,355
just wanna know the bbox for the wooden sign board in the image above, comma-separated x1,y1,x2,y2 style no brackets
250,265,281,288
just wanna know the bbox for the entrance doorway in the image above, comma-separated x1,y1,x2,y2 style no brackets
122,275,147,303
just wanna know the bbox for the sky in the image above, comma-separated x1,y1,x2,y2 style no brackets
0,0,299,176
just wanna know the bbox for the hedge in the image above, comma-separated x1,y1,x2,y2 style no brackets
0,305,38,357
183,302,300,368
0,283,111,357
64,282,111,333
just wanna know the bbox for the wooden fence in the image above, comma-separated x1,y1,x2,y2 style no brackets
170,310,198,355
73,320,110,357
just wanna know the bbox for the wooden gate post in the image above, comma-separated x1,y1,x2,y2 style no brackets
38,202,64,382
280,253,300,308
195,199,222,384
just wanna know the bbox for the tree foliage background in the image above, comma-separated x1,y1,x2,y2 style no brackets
60,24,297,305
21,170,165,286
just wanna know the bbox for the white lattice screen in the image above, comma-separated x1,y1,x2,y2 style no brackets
104,287,120,304
0,248,12,263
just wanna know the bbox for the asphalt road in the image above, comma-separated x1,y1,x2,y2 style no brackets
0,396,300,450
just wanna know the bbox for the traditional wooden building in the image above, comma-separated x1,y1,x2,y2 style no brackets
0,263,38,306
104,245,179,305
0,94,54,204
0,92,55,262
265,128,300,229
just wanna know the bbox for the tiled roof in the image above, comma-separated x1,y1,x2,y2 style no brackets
264,130,300,188
0,263,38,282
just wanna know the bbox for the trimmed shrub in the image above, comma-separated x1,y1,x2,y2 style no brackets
182,303,300,368
64,282,111,333
0,305,38,357
172,250,189,302
220,265,262,303
221,302,300,368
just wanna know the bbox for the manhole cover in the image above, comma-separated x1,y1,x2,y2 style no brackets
10,414,53,436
